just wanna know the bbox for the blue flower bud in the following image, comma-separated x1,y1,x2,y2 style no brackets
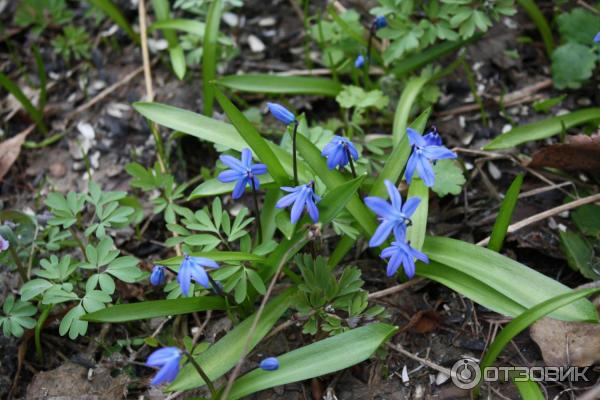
354,54,365,69
267,102,296,125
150,265,165,286
259,357,279,371
0,234,9,252
595,32,600,43
374,16,387,30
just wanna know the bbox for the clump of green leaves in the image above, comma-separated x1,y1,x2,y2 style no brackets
551,8,600,89
374,0,516,64
52,25,93,62
293,255,386,335
0,295,36,337
14,0,73,35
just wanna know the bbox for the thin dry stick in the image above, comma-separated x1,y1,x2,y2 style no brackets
477,193,600,246
221,237,307,399
386,343,452,376
368,277,425,300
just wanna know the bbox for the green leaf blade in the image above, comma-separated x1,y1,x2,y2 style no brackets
217,75,342,97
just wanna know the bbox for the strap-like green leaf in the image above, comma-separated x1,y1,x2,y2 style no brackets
217,74,342,97
81,296,225,322
406,179,428,251
151,0,186,79
88,0,138,43
168,289,292,391
484,108,600,149
488,174,523,252
202,0,223,115
422,236,598,321
227,323,398,399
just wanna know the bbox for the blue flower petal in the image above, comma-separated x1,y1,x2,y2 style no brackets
267,102,296,125
306,198,319,222
241,148,253,168
421,145,456,160
290,190,309,224
251,164,267,175
416,155,435,187
364,197,395,218
218,169,244,183
405,152,418,184
369,219,395,247
401,197,421,218
220,155,246,172
384,180,402,210
232,177,248,199
406,128,426,147
276,192,298,208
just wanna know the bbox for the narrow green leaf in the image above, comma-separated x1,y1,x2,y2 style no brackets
169,289,292,391
393,36,481,77
151,0,186,79
228,323,397,399
88,0,138,43
516,0,553,56
214,89,289,186
150,18,206,37
484,108,600,149
488,174,523,252
81,296,225,322
202,0,223,115
217,74,342,97
559,231,596,279
480,288,600,374
0,73,46,133
422,236,598,321
260,188,281,242
417,261,527,317
33,46,47,111
319,175,366,224
295,134,376,235
159,251,265,268
392,76,428,147
133,102,310,182
405,179,428,251
513,378,545,400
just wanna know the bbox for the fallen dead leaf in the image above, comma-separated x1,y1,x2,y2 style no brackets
0,128,31,181
528,134,600,171
530,283,600,367
402,310,441,334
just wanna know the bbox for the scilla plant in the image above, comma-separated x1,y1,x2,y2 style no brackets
61,80,595,399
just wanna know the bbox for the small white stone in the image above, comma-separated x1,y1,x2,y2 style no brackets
502,124,512,133
548,217,558,230
222,12,239,27
459,115,466,128
77,122,95,139
488,161,502,180
247,34,265,52
559,211,570,218
401,365,409,383
558,223,567,232
147,38,168,52
258,17,276,27
556,108,570,116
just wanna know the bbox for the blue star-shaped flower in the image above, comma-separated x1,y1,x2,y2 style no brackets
217,148,267,199
406,127,456,187
146,347,182,385
380,234,429,279
150,265,165,286
321,135,359,170
177,255,219,297
365,179,420,247
267,102,296,125
276,181,320,224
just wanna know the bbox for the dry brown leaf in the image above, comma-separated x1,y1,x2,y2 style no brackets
527,134,600,171
0,128,31,181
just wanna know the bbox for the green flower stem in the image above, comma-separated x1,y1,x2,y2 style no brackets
8,245,27,281
292,121,299,186
183,350,218,398
69,227,86,255
250,178,263,244
346,148,357,178
35,304,53,361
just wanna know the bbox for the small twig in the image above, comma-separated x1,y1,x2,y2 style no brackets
368,277,425,300
477,193,600,246
221,236,308,399
250,177,263,243
387,343,452,376
577,0,600,15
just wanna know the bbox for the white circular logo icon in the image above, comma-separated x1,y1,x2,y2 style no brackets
451,359,481,389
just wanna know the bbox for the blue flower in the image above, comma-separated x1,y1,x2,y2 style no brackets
423,128,442,146
406,128,456,187
276,181,320,224
146,347,182,385
218,148,267,199
364,180,420,247
267,102,296,125
150,265,165,286
380,235,429,279
595,32,600,42
260,357,279,371
0,235,8,252
177,255,219,297
321,135,359,170
373,16,387,30
354,54,365,68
